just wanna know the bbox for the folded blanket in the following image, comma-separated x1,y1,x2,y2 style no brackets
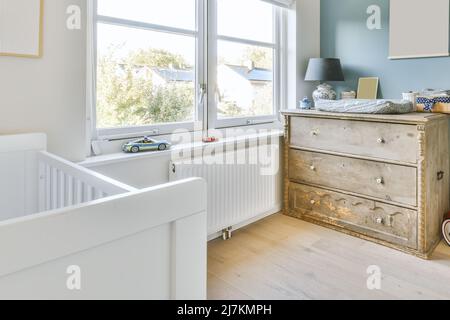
315,99,414,114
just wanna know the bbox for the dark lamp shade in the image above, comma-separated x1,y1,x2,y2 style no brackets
305,58,345,82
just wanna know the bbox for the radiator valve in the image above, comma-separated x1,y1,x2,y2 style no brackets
222,227,233,241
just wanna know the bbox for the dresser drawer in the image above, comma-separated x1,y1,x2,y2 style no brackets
289,150,417,206
289,183,418,249
290,117,418,163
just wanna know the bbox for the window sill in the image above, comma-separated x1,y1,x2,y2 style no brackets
80,129,284,168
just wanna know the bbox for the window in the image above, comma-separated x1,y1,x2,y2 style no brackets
92,0,285,139
94,0,199,137
210,0,279,128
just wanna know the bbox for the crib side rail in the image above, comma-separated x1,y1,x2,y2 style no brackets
0,178,207,300
37,151,136,211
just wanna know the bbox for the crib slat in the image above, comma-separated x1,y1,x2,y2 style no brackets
66,175,74,207
55,169,59,209
84,185,93,202
94,189,103,200
82,183,86,203
45,164,51,211
75,179,83,205
80,181,85,204
38,161,46,213
58,170,65,209
88,185,93,202
51,167,58,210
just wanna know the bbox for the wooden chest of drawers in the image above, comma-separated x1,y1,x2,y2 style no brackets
282,110,449,259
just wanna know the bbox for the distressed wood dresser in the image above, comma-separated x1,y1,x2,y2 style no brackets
281,110,449,259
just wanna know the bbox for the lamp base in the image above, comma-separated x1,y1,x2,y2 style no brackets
313,83,337,102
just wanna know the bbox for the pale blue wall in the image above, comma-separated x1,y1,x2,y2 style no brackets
321,0,450,99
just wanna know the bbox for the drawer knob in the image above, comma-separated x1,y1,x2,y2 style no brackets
377,138,385,144
376,177,384,185
310,165,316,171
311,130,319,136
376,217,384,225
310,200,316,205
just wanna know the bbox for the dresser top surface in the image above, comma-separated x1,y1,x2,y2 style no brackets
281,109,448,124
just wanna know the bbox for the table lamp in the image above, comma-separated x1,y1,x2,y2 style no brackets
305,58,345,102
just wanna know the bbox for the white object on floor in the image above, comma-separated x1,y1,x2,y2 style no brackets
0,133,207,300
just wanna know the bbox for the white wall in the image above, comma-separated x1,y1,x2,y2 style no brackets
295,0,321,104
0,0,87,162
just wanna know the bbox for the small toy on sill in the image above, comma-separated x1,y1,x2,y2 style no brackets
122,136,171,153
202,136,219,143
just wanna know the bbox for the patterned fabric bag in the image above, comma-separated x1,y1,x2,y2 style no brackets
417,96,450,113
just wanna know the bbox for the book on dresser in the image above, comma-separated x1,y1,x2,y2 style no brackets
281,110,450,259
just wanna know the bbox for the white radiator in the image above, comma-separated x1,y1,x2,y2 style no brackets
169,144,282,237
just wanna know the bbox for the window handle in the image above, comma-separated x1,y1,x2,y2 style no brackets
247,119,276,126
199,84,206,106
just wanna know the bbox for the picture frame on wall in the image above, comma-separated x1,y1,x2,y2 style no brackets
389,0,450,59
0,0,44,58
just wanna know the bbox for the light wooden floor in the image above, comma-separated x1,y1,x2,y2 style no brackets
207,213,450,300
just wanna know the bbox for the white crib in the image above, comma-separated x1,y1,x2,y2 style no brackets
0,133,207,300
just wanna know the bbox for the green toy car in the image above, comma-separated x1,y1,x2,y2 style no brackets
122,137,171,153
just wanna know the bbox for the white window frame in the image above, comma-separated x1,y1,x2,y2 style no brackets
91,0,205,140
90,0,285,143
207,0,282,129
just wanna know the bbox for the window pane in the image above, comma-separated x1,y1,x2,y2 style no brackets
217,0,274,43
217,41,274,119
96,24,196,129
97,0,196,31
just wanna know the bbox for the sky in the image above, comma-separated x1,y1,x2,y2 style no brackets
97,0,274,66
